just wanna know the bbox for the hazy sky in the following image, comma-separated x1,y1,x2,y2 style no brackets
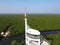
0,0,60,14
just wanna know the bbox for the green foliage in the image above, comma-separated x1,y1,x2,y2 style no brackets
11,40,25,45
47,33,60,45
0,15,24,36
28,15,60,31
0,14,60,45
0,14,60,35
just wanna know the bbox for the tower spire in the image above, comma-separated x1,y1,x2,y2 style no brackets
24,8,27,31
24,8,27,19
24,8,28,45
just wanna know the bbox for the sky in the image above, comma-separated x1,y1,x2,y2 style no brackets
0,0,60,14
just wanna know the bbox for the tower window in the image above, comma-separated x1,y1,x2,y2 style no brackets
27,33,40,39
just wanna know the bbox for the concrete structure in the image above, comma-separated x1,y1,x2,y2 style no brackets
24,9,50,45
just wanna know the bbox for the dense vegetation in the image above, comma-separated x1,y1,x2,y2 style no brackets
0,14,24,36
28,14,60,31
47,33,60,45
11,40,25,45
0,14,60,45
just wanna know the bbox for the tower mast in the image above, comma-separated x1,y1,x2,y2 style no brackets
24,8,27,32
24,8,27,45
24,9,40,45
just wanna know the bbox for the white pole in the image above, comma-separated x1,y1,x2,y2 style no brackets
24,8,27,31
24,8,27,45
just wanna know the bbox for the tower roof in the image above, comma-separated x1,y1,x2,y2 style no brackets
27,28,40,35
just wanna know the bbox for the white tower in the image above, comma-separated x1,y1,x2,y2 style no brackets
24,9,40,45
